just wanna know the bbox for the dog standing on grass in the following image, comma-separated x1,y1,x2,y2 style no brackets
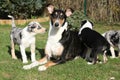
102,30,120,58
8,15,46,63
78,20,110,64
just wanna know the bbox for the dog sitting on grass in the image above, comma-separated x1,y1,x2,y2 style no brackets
23,4,85,71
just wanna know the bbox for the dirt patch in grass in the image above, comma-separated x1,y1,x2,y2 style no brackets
2,72,12,79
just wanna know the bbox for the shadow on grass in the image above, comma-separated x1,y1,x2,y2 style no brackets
7,45,31,60
36,48,45,58
7,45,46,61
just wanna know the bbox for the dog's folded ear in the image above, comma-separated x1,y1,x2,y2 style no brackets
27,24,36,32
27,26,32,32
27,22,38,32
65,8,74,17
47,4,54,14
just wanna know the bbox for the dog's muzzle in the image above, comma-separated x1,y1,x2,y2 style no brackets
54,22,59,27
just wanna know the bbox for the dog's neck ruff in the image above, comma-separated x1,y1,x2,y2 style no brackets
79,20,93,34
47,21,68,43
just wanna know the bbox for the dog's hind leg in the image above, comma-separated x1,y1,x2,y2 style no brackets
10,37,17,59
87,49,98,64
38,61,57,71
85,48,92,61
38,57,65,71
93,52,98,64
103,50,108,63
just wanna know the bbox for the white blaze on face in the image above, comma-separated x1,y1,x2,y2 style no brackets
79,20,93,34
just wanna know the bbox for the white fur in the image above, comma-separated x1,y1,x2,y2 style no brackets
87,62,93,65
23,22,68,70
38,65,47,71
9,15,45,63
23,61,40,69
45,22,68,57
110,46,116,58
79,20,93,34
20,27,36,63
23,58,47,70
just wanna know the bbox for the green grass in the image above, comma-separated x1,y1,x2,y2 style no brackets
0,22,120,80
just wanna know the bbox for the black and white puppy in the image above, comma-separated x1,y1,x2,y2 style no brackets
79,20,110,64
102,30,120,58
23,4,85,71
8,15,46,63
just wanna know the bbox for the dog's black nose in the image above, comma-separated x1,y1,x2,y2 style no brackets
55,23,59,27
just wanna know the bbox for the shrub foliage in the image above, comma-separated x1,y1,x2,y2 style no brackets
0,0,45,19
67,10,88,28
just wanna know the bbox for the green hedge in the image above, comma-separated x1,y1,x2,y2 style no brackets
0,0,46,19
67,10,88,28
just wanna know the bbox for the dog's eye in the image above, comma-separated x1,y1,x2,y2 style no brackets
31,26,36,29
53,15,57,18
52,13,58,18
60,15,64,19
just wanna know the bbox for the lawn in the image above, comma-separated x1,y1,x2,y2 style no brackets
0,21,120,80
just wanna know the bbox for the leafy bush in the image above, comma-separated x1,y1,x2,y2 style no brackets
0,0,46,19
67,10,88,28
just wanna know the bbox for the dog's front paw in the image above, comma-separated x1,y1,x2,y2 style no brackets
12,56,18,60
87,62,93,65
23,65,31,70
38,65,47,71
110,56,116,59
23,61,40,70
23,60,28,64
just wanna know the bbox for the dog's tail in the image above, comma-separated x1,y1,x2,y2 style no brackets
8,15,16,27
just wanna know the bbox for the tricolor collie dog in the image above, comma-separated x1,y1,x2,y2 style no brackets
23,4,85,71
79,20,110,64
8,15,46,63
103,30,120,58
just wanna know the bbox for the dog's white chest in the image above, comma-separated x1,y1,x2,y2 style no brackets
46,41,63,57
45,22,68,57
21,29,35,48
21,37,35,48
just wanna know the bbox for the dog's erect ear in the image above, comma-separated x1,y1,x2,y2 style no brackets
47,4,54,14
65,8,73,17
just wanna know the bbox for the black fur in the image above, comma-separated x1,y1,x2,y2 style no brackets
52,29,85,64
110,32,119,46
11,27,22,45
79,27,110,64
50,9,67,26
81,20,94,27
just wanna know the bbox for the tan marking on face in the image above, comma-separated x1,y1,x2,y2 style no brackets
59,19,65,27
52,18,56,25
